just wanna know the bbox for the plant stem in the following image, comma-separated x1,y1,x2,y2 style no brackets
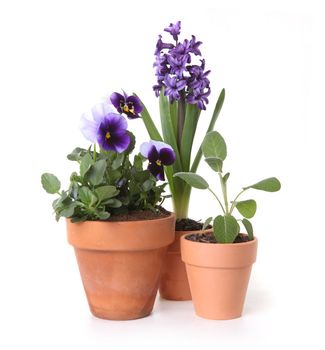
218,172,229,214
229,189,247,214
177,90,186,151
93,144,97,162
208,187,225,214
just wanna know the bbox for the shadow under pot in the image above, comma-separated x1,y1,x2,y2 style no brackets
181,234,257,320
159,229,212,301
66,213,175,320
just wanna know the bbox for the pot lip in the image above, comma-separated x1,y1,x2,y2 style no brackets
181,233,258,247
66,212,175,225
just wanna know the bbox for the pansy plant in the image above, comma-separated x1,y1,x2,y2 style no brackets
41,95,175,222
174,131,281,243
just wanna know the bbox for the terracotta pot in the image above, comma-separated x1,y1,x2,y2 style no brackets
181,234,258,320
159,229,212,301
66,213,175,320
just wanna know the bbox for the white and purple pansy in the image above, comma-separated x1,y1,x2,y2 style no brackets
110,91,143,119
140,140,176,181
80,102,131,153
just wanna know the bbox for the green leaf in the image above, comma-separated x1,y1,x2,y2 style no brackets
204,157,223,172
87,159,106,186
242,218,254,240
41,173,61,194
79,186,97,207
191,88,225,173
142,179,154,192
80,153,94,178
223,172,230,183
174,172,209,189
97,211,110,220
203,217,213,230
235,199,257,218
60,203,77,218
180,103,201,171
67,147,86,161
104,198,122,208
213,215,240,243
95,185,119,202
112,153,124,170
202,131,227,161
245,177,281,192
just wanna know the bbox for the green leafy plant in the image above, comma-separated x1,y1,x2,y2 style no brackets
174,131,281,243
42,144,167,223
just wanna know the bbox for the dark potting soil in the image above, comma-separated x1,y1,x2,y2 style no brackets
175,218,212,231
185,232,249,244
107,207,170,222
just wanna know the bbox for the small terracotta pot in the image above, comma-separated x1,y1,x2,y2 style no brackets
66,213,175,320
159,229,212,301
181,234,257,320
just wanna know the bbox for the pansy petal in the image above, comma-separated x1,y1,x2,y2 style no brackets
91,103,110,123
110,92,125,112
126,95,143,114
79,114,99,142
148,145,159,162
105,113,128,133
148,162,165,181
159,147,176,166
111,132,131,153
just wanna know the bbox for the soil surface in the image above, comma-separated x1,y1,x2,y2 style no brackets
185,232,249,244
175,218,210,231
108,207,170,222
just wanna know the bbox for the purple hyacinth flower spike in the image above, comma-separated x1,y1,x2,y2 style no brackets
164,21,181,41
140,141,176,180
110,91,143,119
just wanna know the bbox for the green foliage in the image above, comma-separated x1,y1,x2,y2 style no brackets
235,200,257,219
175,130,281,243
202,217,213,230
41,173,61,194
41,141,167,222
173,172,209,189
213,215,240,243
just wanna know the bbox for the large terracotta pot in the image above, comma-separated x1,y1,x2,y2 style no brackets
66,213,175,320
159,229,212,301
181,234,257,319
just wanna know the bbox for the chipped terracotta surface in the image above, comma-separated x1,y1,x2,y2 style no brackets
181,234,258,320
66,213,175,320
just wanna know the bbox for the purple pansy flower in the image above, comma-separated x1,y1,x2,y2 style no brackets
80,102,131,153
164,21,181,41
140,141,176,181
110,91,143,119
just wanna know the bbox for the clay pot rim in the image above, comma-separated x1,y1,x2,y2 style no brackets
181,233,258,247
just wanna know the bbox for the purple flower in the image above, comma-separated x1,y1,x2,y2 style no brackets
168,54,188,78
164,75,186,102
155,35,174,55
110,91,143,119
164,21,181,41
187,88,211,110
189,35,202,56
80,103,130,153
140,141,176,180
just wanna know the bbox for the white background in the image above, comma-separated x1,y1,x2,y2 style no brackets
0,0,324,349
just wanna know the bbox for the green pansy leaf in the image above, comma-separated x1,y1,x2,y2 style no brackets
79,186,97,207
41,173,61,194
244,177,281,192
213,214,240,243
205,157,223,172
87,159,107,186
67,147,87,161
80,153,94,178
174,172,209,189
95,185,119,202
60,203,77,218
242,218,254,240
202,131,227,161
235,199,257,218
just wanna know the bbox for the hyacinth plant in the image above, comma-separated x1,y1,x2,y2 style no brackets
41,95,176,222
174,131,281,243
136,21,225,219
